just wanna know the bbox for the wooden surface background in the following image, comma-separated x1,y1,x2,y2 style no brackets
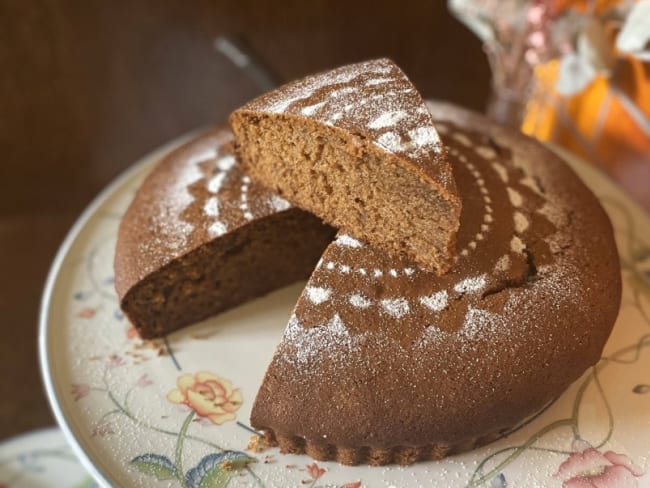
0,1,490,440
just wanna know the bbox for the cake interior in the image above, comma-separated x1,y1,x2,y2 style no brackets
231,113,459,274
121,209,334,339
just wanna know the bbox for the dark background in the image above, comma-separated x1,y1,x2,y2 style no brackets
0,1,490,439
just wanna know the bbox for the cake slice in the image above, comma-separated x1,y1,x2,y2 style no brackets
250,102,621,465
229,58,461,275
114,127,335,339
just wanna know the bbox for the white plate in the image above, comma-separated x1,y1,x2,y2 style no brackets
0,428,94,487
39,136,650,488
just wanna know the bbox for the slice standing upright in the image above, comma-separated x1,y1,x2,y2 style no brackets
229,58,461,274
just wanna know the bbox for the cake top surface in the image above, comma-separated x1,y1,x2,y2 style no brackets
291,113,559,338
252,101,621,448
114,127,293,298
235,58,456,196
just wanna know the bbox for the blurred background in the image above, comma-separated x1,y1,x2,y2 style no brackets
1,0,648,443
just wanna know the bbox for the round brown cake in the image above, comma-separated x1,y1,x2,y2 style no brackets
249,101,621,465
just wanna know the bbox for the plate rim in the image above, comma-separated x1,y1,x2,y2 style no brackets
38,129,202,488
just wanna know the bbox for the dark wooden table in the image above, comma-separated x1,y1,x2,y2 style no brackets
0,1,490,440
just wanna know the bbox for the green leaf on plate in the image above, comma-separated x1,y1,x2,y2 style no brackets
185,451,256,488
130,453,177,480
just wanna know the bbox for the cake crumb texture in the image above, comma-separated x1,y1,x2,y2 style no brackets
230,58,461,274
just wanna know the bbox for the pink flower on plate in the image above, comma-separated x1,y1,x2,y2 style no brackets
107,354,124,368
126,326,138,340
136,374,153,387
554,439,645,488
70,383,90,401
341,482,362,488
76,308,96,319
91,421,114,437
306,462,326,480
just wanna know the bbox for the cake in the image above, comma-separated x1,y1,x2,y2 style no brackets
114,127,335,339
249,101,621,465
229,58,461,275
114,96,620,467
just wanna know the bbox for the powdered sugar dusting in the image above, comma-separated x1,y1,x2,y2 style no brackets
409,127,441,148
283,314,360,366
375,132,402,152
475,145,496,159
461,306,501,339
328,313,348,335
452,132,472,147
201,148,264,237
301,101,326,116
262,63,383,114
511,236,526,253
325,112,343,125
216,154,235,171
369,110,408,129
203,147,296,239
207,172,228,193
507,187,524,207
454,275,487,294
239,175,253,221
537,201,566,226
349,294,372,309
306,286,332,305
203,197,219,217
458,157,492,257
208,221,227,237
419,291,449,312
491,162,508,183
380,298,410,318
494,255,511,273
375,129,443,154
269,194,291,212
519,175,543,194
330,86,359,98
514,211,529,233
336,234,364,248
152,149,208,250
365,77,393,86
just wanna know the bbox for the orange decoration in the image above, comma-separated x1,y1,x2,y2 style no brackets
522,54,650,209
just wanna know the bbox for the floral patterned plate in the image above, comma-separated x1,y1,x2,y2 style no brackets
0,427,95,488
39,135,650,488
